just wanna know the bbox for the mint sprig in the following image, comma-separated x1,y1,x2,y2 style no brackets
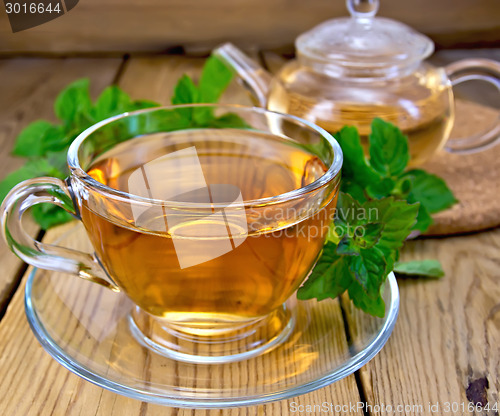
0,56,237,229
170,55,242,128
334,119,457,232
0,78,161,228
298,193,419,317
298,118,457,316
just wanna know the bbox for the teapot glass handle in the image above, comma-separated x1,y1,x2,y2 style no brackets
213,43,273,107
445,58,500,153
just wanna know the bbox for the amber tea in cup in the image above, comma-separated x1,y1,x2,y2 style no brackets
1,105,342,363
84,129,336,320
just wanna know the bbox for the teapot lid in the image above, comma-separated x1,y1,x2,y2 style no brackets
296,0,434,74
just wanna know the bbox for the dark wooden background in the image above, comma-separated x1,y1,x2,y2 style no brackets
0,0,499,54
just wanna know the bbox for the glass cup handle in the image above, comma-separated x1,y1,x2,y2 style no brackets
0,177,119,291
444,58,500,153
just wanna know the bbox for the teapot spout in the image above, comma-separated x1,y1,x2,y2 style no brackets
213,43,273,107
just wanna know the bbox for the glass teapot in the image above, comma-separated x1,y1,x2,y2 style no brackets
213,0,500,166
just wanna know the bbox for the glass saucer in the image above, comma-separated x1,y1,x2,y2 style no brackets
25,224,399,408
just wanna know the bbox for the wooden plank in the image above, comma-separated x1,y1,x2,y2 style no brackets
0,58,122,313
0,56,363,415
0,0,498,54
345,229,500,416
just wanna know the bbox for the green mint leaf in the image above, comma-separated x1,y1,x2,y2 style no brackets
369,118,410,177
169,57,234,126
0,167,38,204
334,193,394,254
336,237,359,255
404,169,458,214
297,243,387,317
334,192,381,229
369,201,417,277
12,121,54,157
334,126,380,188
347,279,386,318
334,192,372,228
340,181,367,203
335,224,384,255
172,74,199,105
356,222,384,249
394,259,445,278
337,195,418,294
171,75,199,122
297,243,351,301
303,192,417,316
364,197,419,274
413,203,433,233
44,150,69,176
15,124,68,157
195,56,233,125
31,204,74,230
347,246,388,297
54,78,93,124
193,107,216,126
391,175,413,199
140,108,192,134
366,177,396,199
366,197,419,252
93,85,132,121
199,55,233,103
38,126,68,153
209,113,249,129
131,99,161,110
0,159,63,204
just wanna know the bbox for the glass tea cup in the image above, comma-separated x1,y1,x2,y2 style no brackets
1,105,342,363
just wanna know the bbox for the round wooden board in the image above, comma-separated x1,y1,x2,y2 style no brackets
424,100,500,235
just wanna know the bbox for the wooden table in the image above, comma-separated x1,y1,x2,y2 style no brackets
0,53,499,416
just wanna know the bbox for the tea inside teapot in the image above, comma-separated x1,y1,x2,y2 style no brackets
266,61,454,166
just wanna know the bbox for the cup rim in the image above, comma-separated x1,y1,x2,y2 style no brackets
68,104,343,209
